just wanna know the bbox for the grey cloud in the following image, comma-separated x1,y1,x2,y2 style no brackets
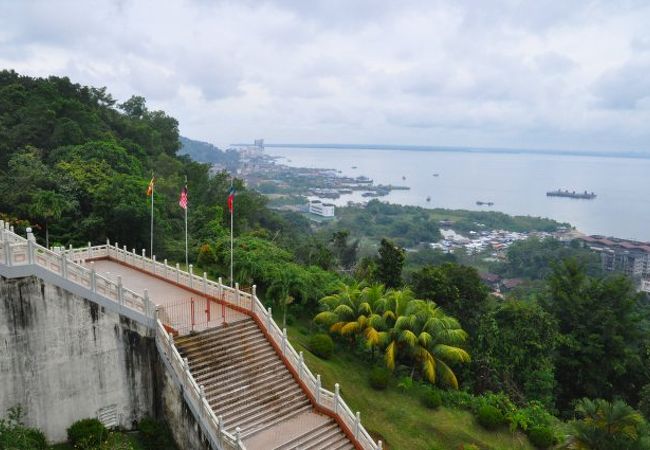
593,60,650,110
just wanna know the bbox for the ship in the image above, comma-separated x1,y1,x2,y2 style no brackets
476,201,494,206
546,189,597,199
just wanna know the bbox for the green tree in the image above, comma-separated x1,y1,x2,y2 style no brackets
376,238,405,288
30,190,75,247
476,299,558,407
542,259,650,412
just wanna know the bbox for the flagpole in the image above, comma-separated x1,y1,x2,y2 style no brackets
184,176,188,269
230,177,234,288
150,173,154,258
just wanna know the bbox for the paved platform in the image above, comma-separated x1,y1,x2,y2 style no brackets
85,259,247,333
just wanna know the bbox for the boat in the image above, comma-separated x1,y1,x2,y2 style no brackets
351,166,357,169
476,201,494,206
433,173,439,177
426,196,431,202
546,189,596,199
402,176,406,180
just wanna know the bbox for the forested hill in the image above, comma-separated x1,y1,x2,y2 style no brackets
179,136,239,170
0,70,289,262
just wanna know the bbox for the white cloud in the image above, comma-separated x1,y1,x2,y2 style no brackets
0,0,649,152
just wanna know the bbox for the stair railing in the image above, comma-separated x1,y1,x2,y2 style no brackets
70,238,383,450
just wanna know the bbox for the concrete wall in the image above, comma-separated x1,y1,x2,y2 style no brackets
159,361,212,450
0,275,157,443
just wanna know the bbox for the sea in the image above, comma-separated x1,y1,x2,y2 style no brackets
263,146,650,242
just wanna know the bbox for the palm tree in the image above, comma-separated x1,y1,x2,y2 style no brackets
381,294,470,389
566,398,645,449
30,190,72,248
314,282,390,354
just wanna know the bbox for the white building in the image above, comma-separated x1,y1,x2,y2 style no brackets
642,278,650,294
309,200,335,217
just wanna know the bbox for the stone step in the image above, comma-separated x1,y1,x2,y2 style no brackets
272,421,338,450
222,386,307,426
302,427,351,450
188,339,272,372
218,381,302,421
237,402,313,438
232,395,311,435
177,322,261,356
197,355,284,388
190,342,276,379
174,318,253,346
204,364,288,399
209,371,295,408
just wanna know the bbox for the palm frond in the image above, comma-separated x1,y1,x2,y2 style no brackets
385,341,397,370
433,344,471,363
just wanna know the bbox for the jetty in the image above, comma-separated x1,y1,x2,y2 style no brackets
546,189,597,199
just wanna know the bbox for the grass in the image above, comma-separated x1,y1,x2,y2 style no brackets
287,323,534,450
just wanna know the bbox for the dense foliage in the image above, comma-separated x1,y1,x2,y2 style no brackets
0,406,47,450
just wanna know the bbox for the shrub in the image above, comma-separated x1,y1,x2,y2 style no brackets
462,445,480,450
0,406,47,450
476,405,506,430
438,389,478,411
309,333,334,359
507,401,554,432
368,367,391,390
67,418,107,449
397,376,414,391
99,432,136,450
422,390,442,410
527,426,555,449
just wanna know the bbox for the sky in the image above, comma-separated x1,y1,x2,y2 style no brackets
1,0,650,153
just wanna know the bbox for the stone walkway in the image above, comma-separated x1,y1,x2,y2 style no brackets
86,259,247,333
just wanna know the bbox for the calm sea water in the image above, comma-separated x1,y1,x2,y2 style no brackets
264,147,650,241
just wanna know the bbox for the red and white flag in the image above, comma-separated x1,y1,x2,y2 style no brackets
179,185,188,210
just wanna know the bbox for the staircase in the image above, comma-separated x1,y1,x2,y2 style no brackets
175,318,355,450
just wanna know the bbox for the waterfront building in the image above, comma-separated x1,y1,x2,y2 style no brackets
309,200,335,217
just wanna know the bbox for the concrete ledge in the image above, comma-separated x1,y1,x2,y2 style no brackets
0,263,153,329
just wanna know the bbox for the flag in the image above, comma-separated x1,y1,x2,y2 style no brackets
227,184,235,213
146,176,156,197
179,185,188,210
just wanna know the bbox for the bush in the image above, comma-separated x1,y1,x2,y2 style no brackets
0,406,47,450
368,367,391,390
309,333,334,359
422,389,442,409
437,389,478,411
527,426,555,449
476,405,506,430
138,417,177,450
67,418,107,449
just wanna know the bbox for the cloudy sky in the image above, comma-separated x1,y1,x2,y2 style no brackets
1,0,650,152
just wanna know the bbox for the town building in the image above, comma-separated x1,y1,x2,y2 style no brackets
309,200,335,217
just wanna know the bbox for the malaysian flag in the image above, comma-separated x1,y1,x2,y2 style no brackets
179,185,188,210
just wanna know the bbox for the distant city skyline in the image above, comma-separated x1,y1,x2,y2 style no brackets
2,0,650,153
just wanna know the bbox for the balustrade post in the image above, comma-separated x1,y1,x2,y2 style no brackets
267,307,272,329
114,242,118,260
335,383,340,414
203,272,208,294
61,254,67,278
235,282,240,305
4,236,12,267
132,248,136,266
189,264,194,288
251,284,257,312
282,328,287,354
152,255,157,274
235,427,241,446
117,275,124,308
378,440,383,450
299,351,304,379
90,263,96,292
69,244,73,251
164,259,168,278
106,238,110,247
87,242,92,259
355,411,360,439
27,239,34,264
123,245,127,262
316,374,321,404
144,289,151,318
183,357,189,370
218,277,223,299
141,249,146,269
176,263,180,283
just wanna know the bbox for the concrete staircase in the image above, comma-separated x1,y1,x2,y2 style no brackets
175,318,355,450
